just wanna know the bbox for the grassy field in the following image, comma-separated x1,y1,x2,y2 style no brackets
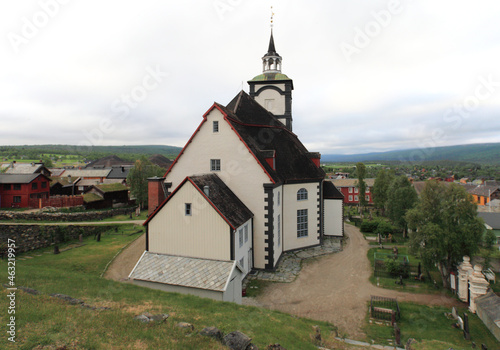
0,226,341,350
364,302,499,349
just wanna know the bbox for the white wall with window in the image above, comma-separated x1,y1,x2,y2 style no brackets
234,219,253,276
165,108,270,269
282,182,320,251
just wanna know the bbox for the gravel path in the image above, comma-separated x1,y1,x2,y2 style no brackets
104,233,145,281
254,224,462,339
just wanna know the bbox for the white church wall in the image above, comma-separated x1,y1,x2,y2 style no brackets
273,185,284,266
165,108,272,269
148,181,230,261
324,199,343,236
234,218,253,275
283,182,321,251
253,85,286,116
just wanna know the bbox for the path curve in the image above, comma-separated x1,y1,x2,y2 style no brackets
255,224,462,339
104,233,146,281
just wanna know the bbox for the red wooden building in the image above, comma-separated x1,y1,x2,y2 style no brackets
330,178,375,205
0,174,51,208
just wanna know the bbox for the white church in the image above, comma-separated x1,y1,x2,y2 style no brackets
129,31,344,303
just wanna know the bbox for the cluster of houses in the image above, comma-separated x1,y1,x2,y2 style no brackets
0,155,159,210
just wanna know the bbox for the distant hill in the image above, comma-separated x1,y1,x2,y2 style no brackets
322,143,500,164
0,144,182,159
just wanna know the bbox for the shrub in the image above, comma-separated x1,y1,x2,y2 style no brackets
360,220,379,233
385,256,410,278
375,221,394,237
484,230,497,250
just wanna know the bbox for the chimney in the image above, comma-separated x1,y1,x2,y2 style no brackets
308,152,321,168
148,177,166,215
204,185,210,197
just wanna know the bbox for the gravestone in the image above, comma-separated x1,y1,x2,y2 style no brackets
457,316,464,330
463,313,470,340
452,307,458,319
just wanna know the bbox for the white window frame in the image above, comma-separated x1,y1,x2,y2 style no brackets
244,224,248,243
366,195,370,201
210,159,221,171
348,195,353,201
297,188,308,201
297,209,308,238
348,187,353,193
213,120,219,133
185,203,192,216
354,195,359,202
239,257,244,269
354,187,358,193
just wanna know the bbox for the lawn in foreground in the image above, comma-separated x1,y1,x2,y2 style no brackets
0,226,337,349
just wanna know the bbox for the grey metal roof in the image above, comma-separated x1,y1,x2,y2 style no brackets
0,173,43,184
129,252,236,292
63,169,111,178
478,212,500,230
4,163,48,175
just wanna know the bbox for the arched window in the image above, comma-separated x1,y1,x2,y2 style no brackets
297,188,308,201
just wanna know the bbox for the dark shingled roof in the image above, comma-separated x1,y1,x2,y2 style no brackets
107,166,132,179
323,181,344,199
223,91,325,184
149,154,173,169
189,174,253,229
85,155,133,168
145,174,253,230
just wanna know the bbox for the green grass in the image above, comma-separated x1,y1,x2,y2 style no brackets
364,302,499,349
367,247,449,294
0,226,338,349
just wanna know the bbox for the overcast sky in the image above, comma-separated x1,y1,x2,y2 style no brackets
1,0,500,155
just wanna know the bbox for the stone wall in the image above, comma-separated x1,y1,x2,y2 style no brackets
475,291,500,342
0,224,118,253
0,207,137,222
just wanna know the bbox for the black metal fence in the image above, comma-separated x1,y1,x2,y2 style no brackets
370,295,400,325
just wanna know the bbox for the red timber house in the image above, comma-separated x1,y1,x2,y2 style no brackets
330,178,375,205
0,173,51,208
129,30,344,303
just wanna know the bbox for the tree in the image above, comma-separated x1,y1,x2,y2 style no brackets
406,181,484,288
42,156,54,167
127,157,165,209
372,169,394,215
386,176,417,237
356,162,367,211
484,230,497,250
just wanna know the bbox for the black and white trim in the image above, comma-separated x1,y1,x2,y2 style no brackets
263,184,275,270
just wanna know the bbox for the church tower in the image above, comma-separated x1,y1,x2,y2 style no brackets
248,30,294,131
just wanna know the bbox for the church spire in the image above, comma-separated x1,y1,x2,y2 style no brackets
267,30,277,56
262,30,282,73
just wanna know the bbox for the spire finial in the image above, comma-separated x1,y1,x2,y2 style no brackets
270,6,274,29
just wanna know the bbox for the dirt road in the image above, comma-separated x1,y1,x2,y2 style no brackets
104,233,145,281
255,224,461,339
